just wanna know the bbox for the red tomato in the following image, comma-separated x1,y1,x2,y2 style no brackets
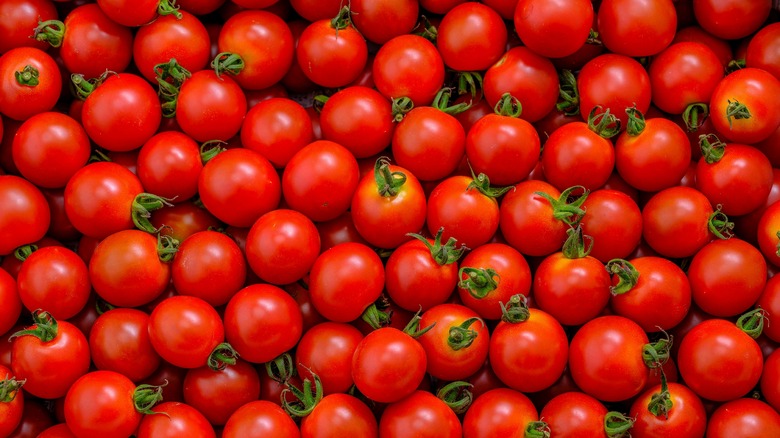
568,316,650,402
295,322,363,395
598,0,677,57
541,120,616,191
183,359,261,426
706,398,780,437
350,0,418,45
223,284,303,363
136,131,203,203
0,175,50,255
677,318,763,401
642,186,718,259
709,68,780,145
89,308,159,382
541,392,611,437
296,11,367,88
757,275,780,342
380,391,461,438
514,0,593,58
693,0,771,40
175,70,247,142
0,0,57,54
240,97,313,169
319,86,393,158
222,401,300,438
309,242,384,322
577,54,651,129
17,246,90,320
392,106,466,181
746,22,780,81
649,42,724,115
580,189,643,262
0,47,61,121
150,202,221,243
352,327,427,404
0,364,24,437
462,388,539,438
436,3,506,71
417,304,489,381
301,393,378,438
96,0,179,27
629,382,707,437
761,349,780,412
373,34,445,107
136,401,215,438
0,269,20,336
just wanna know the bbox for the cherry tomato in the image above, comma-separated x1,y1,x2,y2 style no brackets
0,365,24,437
350,0,418,45
462,388,539,438
514,0,593,58
693,0,772,40
709,68,780,145
541,392,610,437
301,393,378,438
240,97,313,169
649,42,724,115
136,131,203,203
319,86,393,158
0,0,58,54
642,186,718,259
746,22,780,81
89,308,159,382
629,382,707,437
17,246,90,320
296,11,367,88
598,0,677,57
222,401,300,438
0,175,50,255
436,3,507,71
577,54,651,128
295,322,363,395
176,70,247,142
706,398,780,437
373,34,445,107
580,189,643,262
136,401,216,438
183,359,261,426
0,47,61,121
417,304,489,381
379,391,461,438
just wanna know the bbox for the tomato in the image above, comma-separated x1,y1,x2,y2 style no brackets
17,246,90,320
514,0,593,58
392,106,466,181
696,140,773,216
350,0,418,45
295,322,362,395
598,0,677,57
289,0,340,22
132,11,210,83
301,393,378,438
223,400,300,438
746,22,780,81
0,0,57,54
6,398,54,437
490,306,568,393
0,47,61,121
757,275,780,342
309,242,384,322
709,68,780,145
37,423,77,438
677,318,763,401
296,10,367,88
319,86,393,159
150,202,222,243
148,295,226,369
642,186,718,259
240,97,313,169
136,401,216,438
217,10,294,90
11,311,90,399
183,359,261,426
282,140,359,222
542,120,616,191
373,34,445,107
89,229,171,308
380,390,461,438
65,370,158,438
580,189,642,262
540,392,611,437
136,131,202,203
46,4,134,78
693,0,772,40
649,42,724,115
0,175,50,255
466,103,541,186
223,284,302,363
462,388,539,438
245,209,319,285
706,398,780,437
198,148,280,228
629,382,707,437
761,349,780,412
436,3,506,71
417,304,489,381
0,365,24,437
610,257,692,332
568,316,650,402
577,54,651,128
96,0,179,27
88,308,159,382
352,327,427,404
0,269,20,336
483,46,558,123
672,25,733,68
176,70,247,142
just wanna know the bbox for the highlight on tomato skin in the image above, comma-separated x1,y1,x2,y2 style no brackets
2,0,780,435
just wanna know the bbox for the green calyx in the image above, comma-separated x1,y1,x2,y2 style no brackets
403,308,436,338
33,20,65,48
71,72,112,101
737,308,768,339
500,294,530,324
587,106,621,138
15,65,39,87
132,193,175,234
133,382,166,416
282,370,323,418
561,224,594,259
211,52,245,78
699,133,726,164
207,342,239,371
265,352,296,384
534,185,589,226
414,15,438,42
457,72,483,99
392,97,414,122
157,0,182,19
13,244,37,262
557,69,579,116
9,310,58,343
624,106,646,136
643,331,673,370
647,368,673,419
467,171,514,199
605,259,639,295
373,157,407,197
432,87,472,115
155,58,191,118
360,299,393,330
707,206,734,240
525,421,551,438
437,381,473,415
447,317,483,351
407,227,467,266
0,376,26,403
493,93,523,118
683,103,709,132
725,98,751,129
330,5,353,30
156,233,179,263
458,267,500,299
200,140,227,164
604,412,634,438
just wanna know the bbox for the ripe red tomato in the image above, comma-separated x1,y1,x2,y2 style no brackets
462,388,539,438
176,70,247,142
417,304,489,381
320,86,394,158
17,246,90,320
150,202,221,243
223,401,300,438
649,42,724,115
598,0,677,57
223,284,303,363
183,359,261,426
0,364,24,437
577,54,651,128
0,0,58,54
709,68,780,145
295,322,363,395
642,186,718,258
677,318,763,401
96,0,178,27
240,97,313,168
693,0,772,40
540,392,611,437
136,401,215,438
706,398,780,437
0,175,50,255
569,316,650,402
373,34,445,107
629,382,707,437
0,47,61,121
352,327,427,404
514,0,593,58
761,349,780,412
350,0,418,45
392,106,466,181
436,3,507,71
0,268,20,336
89,308,160,382
746,22,780,81
301,393,378,437
580,189,642,262
136,131,203,203
542,120,616,191
296,12,368,88
379,391,462,438
757,275,780,343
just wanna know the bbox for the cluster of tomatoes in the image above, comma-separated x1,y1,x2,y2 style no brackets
2,0,780,436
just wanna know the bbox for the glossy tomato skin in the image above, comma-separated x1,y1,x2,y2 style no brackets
709,68,780,145
677,319,763,402
746,22,780,81
611,257,692,332
296,17,367,88
380,390,461,438
649,42,724,114
223,401,300,438
436,3,507,71
499,180,570,257
569,316,649,402
64,370,143,438
11,317,91,399
580,189,642,262
392,106,466,181
89,229,171,308
183,359,261,426
417,304,489,381
0,47,61,121
320,86,393,159
693,0,771,40
133,11,210,83
490,308,568,393
0,175,50,255
136,401,216,438
176,70,247,142
64,162,143,239
540,391,608,437
427,175,502,249
0,0,57,54
757,275,780,342
577,54,651,128
89,308,160,382
282,140,360,222
57,4,133,77
218,10,294,90
223,284,303,363
598,0,677,57
240,97,313,169
385,237,459,312
295,322,363,395
198,148,281,228
17,246,90,320
246,209,320,285
514,0,593,58
136,131,203,202
466,112,541,186
373,34,445,107
706,398,780,437
0,268,20,335
629,382,707,438
483,46,558,123
352,327,427,404
148,295,225,369
350,0,418,45
642,186,715,258
151,202,222,243
761,349,780,412
301,393,378,438
462,388,539,438
687,238,767,317
0,364,24,437
542,121,615,191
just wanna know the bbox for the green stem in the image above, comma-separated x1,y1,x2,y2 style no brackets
9,310,58,343
156,234,179,263
199,140,226,164
437,381,473,415
0,376,25,403
525,421,551,438
211,52,245,78
392,97,414,122
207,343,239,371
725,99,751,129
403,308,436,338
683,103,709,132
643,331,673,370
699,133,726,164
157,0,182,19
330,5,352,30
13,244,37,262
605,259,639,295
407,227,467,266
33,19,65,48
457,72,483,98
561,224,593,259
647,368,673,419
133,383,166,415
15,65,39,87
432,87,471,115
534,185,589,226
708,206,734,240
282,370,323,418
457,267,499,299
265,352,296,383
467,171,514,198
588,106,621,138
493,93,523,118
373,157,406,197
624,106,646,136
448,317,482,351
360,302,393,330
737,308,767,339
604,412,634,438
557,69,579,116
414,15,438,42
132,193,175,233
500,294,530,323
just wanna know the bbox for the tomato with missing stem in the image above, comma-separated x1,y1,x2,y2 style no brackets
295,322,363,395
136,131,203,203
579,189,643,263
380,391,462,438
373,34,445,107
183,359,261,426
17,246,90,320
757,275,780,343
136,401,216,438
709,68,780,145
706,398,780,437
176,70,247,142
462,388,539,438
89,308,160,382
514,0,593,58
0,175,50,255
436,3,507,72
746,22,780,81
0,47,61,121
319,86,394,159
350,0,418,45
240,97,313,169
693,0,772,40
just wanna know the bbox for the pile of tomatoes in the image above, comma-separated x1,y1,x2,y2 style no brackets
2,0,780,436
